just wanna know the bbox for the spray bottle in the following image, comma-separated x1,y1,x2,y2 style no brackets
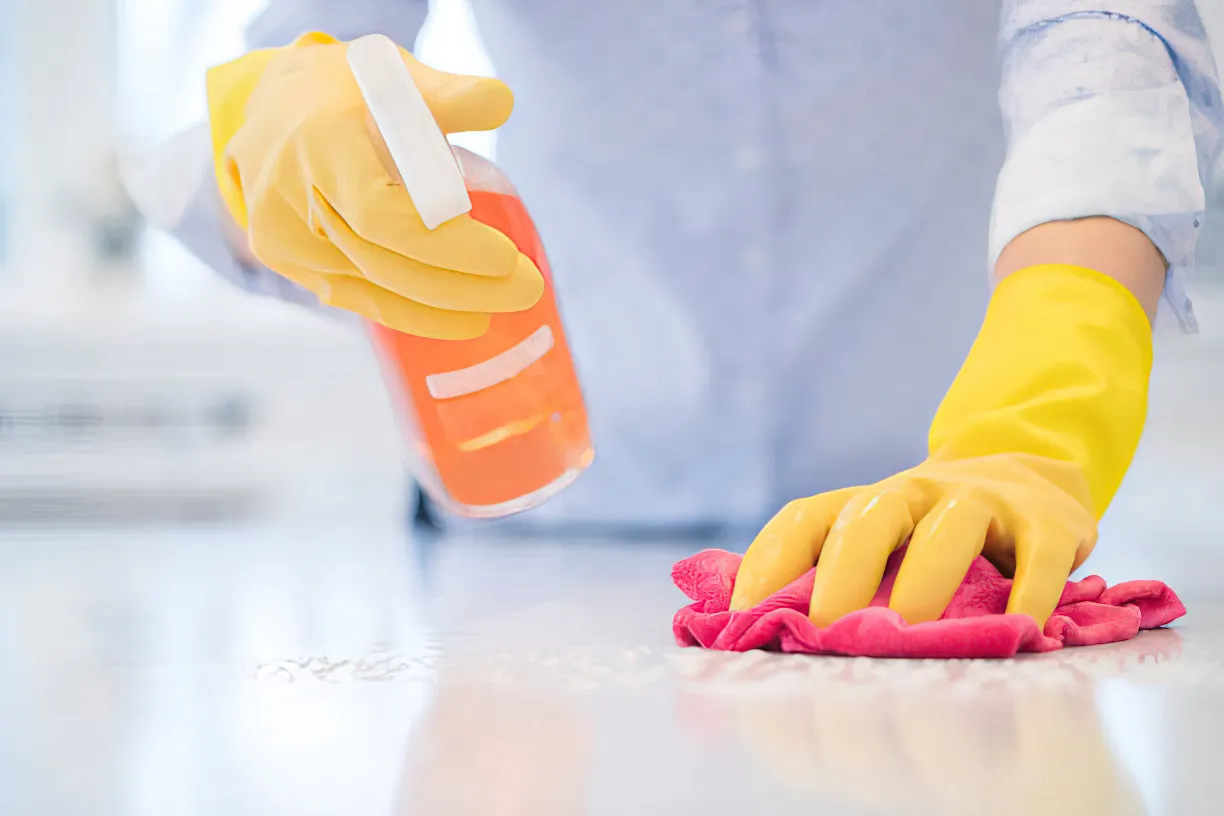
346,34,593,519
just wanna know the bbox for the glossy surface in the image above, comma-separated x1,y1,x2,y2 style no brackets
0,524,1222,816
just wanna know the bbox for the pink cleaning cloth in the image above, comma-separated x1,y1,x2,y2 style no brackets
672,548,1185,658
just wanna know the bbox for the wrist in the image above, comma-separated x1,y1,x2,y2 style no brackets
929,264,1152,518
993,217,1166,323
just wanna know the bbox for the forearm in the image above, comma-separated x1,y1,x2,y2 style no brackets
994,216,1166,323
992,1,1222,331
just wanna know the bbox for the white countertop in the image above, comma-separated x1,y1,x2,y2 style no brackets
2,268,1223,815
0,523,1221,816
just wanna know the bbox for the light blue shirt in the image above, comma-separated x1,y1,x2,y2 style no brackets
157,1,1222,530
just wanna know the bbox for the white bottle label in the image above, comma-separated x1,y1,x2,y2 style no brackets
425,326,556,400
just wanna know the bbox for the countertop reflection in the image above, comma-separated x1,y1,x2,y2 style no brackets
0,526,1222,815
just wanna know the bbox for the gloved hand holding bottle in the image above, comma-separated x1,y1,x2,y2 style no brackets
208,32,592,519
732,218,1163,629
206,32,544,339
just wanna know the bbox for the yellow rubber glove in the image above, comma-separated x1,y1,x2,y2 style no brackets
732,264,1152,627
206,32,543,339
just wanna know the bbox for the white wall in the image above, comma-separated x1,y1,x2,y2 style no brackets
8,0,120,288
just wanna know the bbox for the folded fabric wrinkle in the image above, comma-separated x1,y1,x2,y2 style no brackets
672,548,1184,659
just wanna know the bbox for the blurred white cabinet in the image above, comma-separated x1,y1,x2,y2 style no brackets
0,279,408,527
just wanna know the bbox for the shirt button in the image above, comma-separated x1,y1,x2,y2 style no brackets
734,147,764,172
722,10,752,36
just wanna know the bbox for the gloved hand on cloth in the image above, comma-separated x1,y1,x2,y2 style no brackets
732,233,1156,630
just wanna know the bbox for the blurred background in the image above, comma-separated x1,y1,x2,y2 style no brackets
0,0,1222,591
0,0,516,534
0,5,1222,814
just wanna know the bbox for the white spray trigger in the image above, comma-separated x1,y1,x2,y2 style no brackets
346,34,472,230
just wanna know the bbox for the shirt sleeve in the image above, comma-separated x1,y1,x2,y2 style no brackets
124,0,430,306
991,0,1224,332
244,0,431,49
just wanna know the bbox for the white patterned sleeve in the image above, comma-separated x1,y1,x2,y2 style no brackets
992,0,1223,331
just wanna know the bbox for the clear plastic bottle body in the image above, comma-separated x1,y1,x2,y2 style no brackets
368,147,594,518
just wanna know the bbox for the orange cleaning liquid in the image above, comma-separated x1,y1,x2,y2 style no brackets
369,190,593,512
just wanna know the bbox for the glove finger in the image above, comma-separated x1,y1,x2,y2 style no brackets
809,489,915,627
246,197,390,292
272,258,490,339
238,193,499,337
312,193,544,313
320,273,491,339
730,489,857,612
259,259,332,299
401,51,515,134
888,494,992,624
1005,522,1080,628
309,112,524,278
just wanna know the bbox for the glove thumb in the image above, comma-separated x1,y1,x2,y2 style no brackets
402,51,514,134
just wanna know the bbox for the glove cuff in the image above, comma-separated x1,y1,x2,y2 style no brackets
928,264,1153,518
